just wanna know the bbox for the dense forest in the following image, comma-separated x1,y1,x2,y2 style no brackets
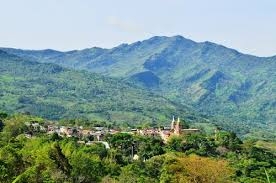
0,113,275,183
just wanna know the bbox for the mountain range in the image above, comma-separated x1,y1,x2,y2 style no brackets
1,35,275,138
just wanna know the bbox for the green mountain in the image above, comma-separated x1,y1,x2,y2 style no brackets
0,50,204,125
1,36,276,137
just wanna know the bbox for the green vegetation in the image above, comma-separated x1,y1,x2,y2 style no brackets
3,36,275,138
0,50,204,126
0,113,275,183
0,36,275,182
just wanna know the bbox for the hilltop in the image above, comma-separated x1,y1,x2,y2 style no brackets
2,35,275,137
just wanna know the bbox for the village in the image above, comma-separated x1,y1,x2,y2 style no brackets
24,116,200,148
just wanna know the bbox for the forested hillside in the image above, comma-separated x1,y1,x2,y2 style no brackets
2,35,275,138
0,50,202,124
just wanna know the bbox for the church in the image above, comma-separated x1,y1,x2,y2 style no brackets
159,116,200,142
170,116,181,135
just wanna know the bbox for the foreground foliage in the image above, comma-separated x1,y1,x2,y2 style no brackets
0,114,275,183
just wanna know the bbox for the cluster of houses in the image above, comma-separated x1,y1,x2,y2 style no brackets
25,122,118,141
24,116,200,143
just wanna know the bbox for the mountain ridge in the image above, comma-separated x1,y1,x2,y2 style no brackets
1,35,275,138
2,35,276,58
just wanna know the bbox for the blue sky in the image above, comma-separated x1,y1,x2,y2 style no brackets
1,0,276,56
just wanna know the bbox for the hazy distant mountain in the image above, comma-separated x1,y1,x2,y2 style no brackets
1,35,276,137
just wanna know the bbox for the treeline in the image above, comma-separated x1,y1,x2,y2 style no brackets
0,113,275,183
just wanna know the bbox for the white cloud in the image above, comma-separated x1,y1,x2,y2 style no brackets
106,16,143,34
